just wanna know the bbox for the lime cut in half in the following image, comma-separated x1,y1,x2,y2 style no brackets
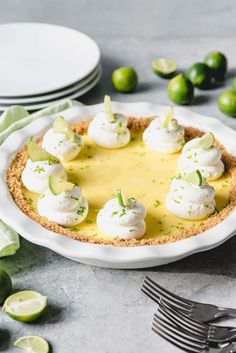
49,175,75,195
53,116,74,141
14,336,50,353
160,106,174,128
196,132,215,149
152,58,177,79
117,188,128,207
104,95,115,122
3,290,47,322
27,139,59,164
182,170,203,186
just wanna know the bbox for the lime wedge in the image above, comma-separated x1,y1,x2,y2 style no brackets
182,170,203,186
195,132,215,149
49,175,74,195
14,336,50,353
152,58,177,78
160,106,174,128
0,220,20,257
3,290,47,322
53,116,74,141
104,95,115,122
0,106,29,133
117,188,128,207
27,139,59,164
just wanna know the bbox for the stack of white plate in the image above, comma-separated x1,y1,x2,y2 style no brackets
0,23,101,111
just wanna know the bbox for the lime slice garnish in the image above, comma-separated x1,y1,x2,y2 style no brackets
14,336,50,353
152,58,177,78
182,170,203,186
0,220,20,257
117,188,128,207
104,95,115,122
49,175,74,195
27,139,59,164
0,106,29,133
53,116,75,141
3,290,47,322
195,132,215,149
160,106,174,128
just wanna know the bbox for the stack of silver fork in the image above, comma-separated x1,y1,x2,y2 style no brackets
142,276,236,352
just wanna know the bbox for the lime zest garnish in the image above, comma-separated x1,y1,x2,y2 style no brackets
182,169,203,186
53,116,75,142
48,176,75,195
27,138,59,164
104,95,115,122
160,106,174,128
14,335,50,353
117,188,128,207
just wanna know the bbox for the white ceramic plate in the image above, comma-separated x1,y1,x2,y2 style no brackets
0,23,100,97
0,64,101,104
0,68,102,111
0,102,236,269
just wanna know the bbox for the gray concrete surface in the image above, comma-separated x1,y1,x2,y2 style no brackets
1,1,236,352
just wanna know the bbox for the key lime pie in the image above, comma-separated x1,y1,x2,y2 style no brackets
6,96,236,246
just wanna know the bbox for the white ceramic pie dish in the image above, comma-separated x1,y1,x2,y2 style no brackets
0,102,236,269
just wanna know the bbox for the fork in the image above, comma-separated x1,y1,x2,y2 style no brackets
159,300,236,345
142,276,236,322
152,312,236,353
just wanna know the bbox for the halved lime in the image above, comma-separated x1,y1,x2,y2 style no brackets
53,116,74,141
195,132,215,149
160,106,174,128
104,95,115,122
27,139,59,164
3,290,47,322
49,175,74,195
0,220,20,257
117,188,128,207
14,336,50,353
0,268,12,304
183,170,203,186
152,58,177,79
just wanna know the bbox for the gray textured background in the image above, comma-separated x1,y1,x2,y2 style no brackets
1,1,236,352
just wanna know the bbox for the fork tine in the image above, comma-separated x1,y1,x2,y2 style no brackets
145,276,192,309
152,315,206,353
142,282,192,313
160,300,209,332
141,287,159,304
159,302,208,338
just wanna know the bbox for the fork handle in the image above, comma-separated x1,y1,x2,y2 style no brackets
216,307,236,319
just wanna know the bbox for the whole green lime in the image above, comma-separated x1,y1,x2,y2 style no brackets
186,63,212,89
112,67,138,93
168,74,194,105
204,51,227,81
218,90,236,117
232,77,236,91
0,268,12,304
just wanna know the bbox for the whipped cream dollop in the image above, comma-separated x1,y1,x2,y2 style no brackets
166,177,215,220
88,112,130,148
143,116,185,153
21,159,66,194
97,197,146,239
42,129,84,162
37,185,89,226
178,138,224,180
